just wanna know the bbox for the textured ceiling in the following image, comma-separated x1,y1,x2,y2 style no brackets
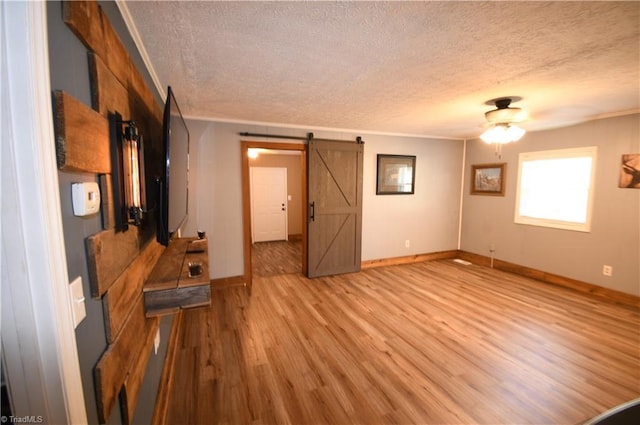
122,1,640,139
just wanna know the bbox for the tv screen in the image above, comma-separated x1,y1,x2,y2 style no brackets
158,86,189,246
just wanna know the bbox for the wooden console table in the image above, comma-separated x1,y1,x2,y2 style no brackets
143,237,211,317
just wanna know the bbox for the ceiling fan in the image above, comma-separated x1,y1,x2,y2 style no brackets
480,97,527,156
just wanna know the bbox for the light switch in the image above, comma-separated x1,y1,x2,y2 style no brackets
69,276,86,328
72,182,100,216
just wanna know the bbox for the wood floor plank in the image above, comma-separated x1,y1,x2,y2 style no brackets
166,249,640,424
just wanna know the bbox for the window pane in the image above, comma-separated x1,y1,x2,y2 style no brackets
515,147,596,232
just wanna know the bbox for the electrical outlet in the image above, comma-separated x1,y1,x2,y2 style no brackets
602,265,613,277
405,240,410,248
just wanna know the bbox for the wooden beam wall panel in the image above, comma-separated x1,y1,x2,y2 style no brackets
99,7,131,88
144,239,189,292
103,241,165,342
121,317,160,425
54,91,111,174
94,295,149,424
86,226,142,298
89,52,130,118
151,311,183,425
129,64,163,124
144,285,211,318
98,174,115,230
62,0,106,58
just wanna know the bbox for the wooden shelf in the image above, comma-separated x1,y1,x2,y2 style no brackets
144,238,211,317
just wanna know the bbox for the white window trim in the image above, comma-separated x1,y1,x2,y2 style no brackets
514,146,597,232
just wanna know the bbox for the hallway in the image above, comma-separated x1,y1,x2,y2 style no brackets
251,239,302,277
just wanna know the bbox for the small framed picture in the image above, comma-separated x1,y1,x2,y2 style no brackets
376,154,416,195
619,153,640,188
471,163,506,196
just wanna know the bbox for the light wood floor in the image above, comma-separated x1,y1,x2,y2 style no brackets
251,240,302,277
166,255,640,424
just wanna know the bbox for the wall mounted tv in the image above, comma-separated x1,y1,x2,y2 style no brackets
157,86,190,246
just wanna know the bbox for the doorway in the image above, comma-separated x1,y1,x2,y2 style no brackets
250,166,288,243
241,141,307,292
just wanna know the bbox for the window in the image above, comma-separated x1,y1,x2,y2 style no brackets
515,146,597,232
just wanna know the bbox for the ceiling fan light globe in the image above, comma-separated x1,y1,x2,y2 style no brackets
480,124,525,144
507,124,526,141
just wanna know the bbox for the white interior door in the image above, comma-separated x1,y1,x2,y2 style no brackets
250,167,288,242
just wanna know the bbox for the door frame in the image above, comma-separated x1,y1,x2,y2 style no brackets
241,141,307,292
1,1,87,422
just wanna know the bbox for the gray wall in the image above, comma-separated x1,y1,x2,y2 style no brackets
461,114,640,296
186,115,639,297
182,120,465,278
47,2,171,423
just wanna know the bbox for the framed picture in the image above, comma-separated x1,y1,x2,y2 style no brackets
619,153,640,188
376,154,416,195
471,163,506,196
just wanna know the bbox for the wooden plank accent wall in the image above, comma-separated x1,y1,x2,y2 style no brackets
54,90,111,174
89,52,130,119
103,240,165,342
62,0,106,58
129,64,163,124
99,8,131,88
94,296,156,423
121,317,160,425
99,174,115,230
86,226,144,298
151,311,183,425
58,1,172,422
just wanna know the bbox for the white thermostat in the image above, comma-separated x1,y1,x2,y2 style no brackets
72,182,101,216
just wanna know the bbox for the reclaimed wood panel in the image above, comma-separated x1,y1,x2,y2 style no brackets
144,285,211,318
62,1,170,421
94,295,148,424
151,311,183,425
121,317,160,425
144,239,189,292
88,52,130,118
54,91,110,174
144,238,211,317
86,226,143,298
98,174,115,230
129,64,163,124
179,247,210,288
103,240,165,342
62,0,106,58
99,7,131,87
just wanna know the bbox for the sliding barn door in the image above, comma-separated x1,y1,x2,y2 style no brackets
307,139,363,278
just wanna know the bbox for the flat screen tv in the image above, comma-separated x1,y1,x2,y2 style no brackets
157,86,190,246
